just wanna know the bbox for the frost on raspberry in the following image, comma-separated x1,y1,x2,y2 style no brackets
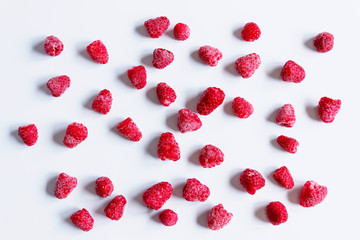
95,176,114,198
314,32,334,53
18,124,38,146
142,182,173,210
127,65,147,89
177,109,202,133
318,97,341,123
299,181,328,207
174,23,190,41
117,117,142,142
207,204,233,230
159,209,178,226
43,35,64,56
46,75,71,97
277,135,299,154
183,178,210,202
266,201,288,225
152,48,174,69
54,173,77,199
235,53,261,78
63,122,88,148
197,87,225,115
273,166,294,189
276,104,296,127
144,16,170,38
198,45,223,67
241,22,261,42
70,208,94,232
232,97,254,118
104,195,127,220
240,168,265,195
92,89,113,114
199,144,224,168
281,60,305,83
157,132,181,161
86,40,109,64
156,82,177,107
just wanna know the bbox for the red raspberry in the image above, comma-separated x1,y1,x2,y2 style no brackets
104,195,127,220
117,117,142,142
314,32,334,53
95,176,114,198
240,168,265,195
43,35,64,56
46,75,71,97
144,16,170,38
152,48,174,69
159,209,178,226
276,104,296,127
273,166,294,189
235,53,261,78
207,204,233,230
54,173,77,199
318,97,341,123
174,23,190,41
277,135,299,154
127,65,147,89
92,89,113,114
197,87,225,115
199,144,224,168
183,178,210,202
299,181,328,207
86,40,109,64
177,109,202,133
70,208,94,232
266,201,288,225
18,124,38,146
156,82,177,107
142,182,173,210
157,132,181,161
241,22,261,42
281,60,305,83
198,45,223,67
63,122,88,148
232,97,254,119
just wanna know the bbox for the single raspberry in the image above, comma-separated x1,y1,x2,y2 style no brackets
43,35,64,56
183,178,210,202
104,195,127,220
199,144,224,168
207,204,233,230
127,65,147,89
240,168,265,195
144,16,170,38
54,173,77,199
86,40,109,64
159,209,178,226
277,135,299,154
46,75,71,97
70,209,94,232
266,201,288,225
198,45,223,67
156,82,177,107
63,122,88,148
281,60,305,83
273,166,294,189
318,97,341,123
276,104,296,127
174,23,190,41
18,124,38,146
241,22,261,42
157,132,181,161
177,109,202,133
299,181,328,207
152,48,174,69
95,176,114,198
235,53,261,78
92,89,113,114
197,87,225,115
314,32,334,53
117,117,142,142
232,97,254,118
142,182,173,210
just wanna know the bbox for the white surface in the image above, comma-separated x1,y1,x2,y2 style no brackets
0,0,359,239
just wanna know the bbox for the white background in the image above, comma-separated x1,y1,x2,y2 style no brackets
0,0,359,239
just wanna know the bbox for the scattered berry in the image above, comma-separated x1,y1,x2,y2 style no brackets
104,195,127,220
70,208,94,232
157,132,181,161
144,16,170,38
46,75,71,97
63,122,88,148
142,182,173,210
266,201,288,225
197,87,225,115
240,168,265,195
152,48,174,69
117,117,142,142
232,97,254,118
207,204,233,230
54,173,77,199
86,40,109,64
18,124,38,146
318,97,341,123
299,181,328,207
127,65,147,89
174,23,190,41
177,109,202,133
276,104,296,127
183,178,210,202
159,209,178,226
156,82,177,106
277,135,299,154
92,89,113,114
235,53,261,78
43,35,64,56
273,166,294,189
281,60,305,83
199,144,224,168
241,22,261,42
314,32,334,53
95,176,114,198
198,45,223,67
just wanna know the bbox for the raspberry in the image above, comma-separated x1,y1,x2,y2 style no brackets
157,132,181,161
276,104,296,127
241,22,261,42
318,97,341,123
156,82,177,107
43,35,64,56
281,60,305,83
54,173,77,199
63,122,88,148
86,40,109,64
159,209,178,226
273,166,294,189
240,168,265,195
198,45,223,67
277,135,299,154
235,53,261,78
232,97,254,119
117,117,142,142
92,89,113,114
177,109,202,133
197,87,225,115
144,16,170,38
127,65,147,89
314,32,334,53
95,176,114,198
142,182,173,210
183,178,210,202
104,195,127,220
207,204,233,230
152,48,174,69
18,124,38,146
199,144,224,168
174,23,190,41
46,75,71,97
266,201,288,225
70,209,94,232
299,181,328,207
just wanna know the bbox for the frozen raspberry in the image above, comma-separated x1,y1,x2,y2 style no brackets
156,82,177,107
142,182,173,210
266,201,288,225
177,109,202,133
241,22,261,42
183,178,210,202
144,16,170,38
159,209,178,226
174,23,190,41
240,168,265,195
104,195,127,220
198,45,223,67
277,135,299,154
63,122,88,148
197,87,225,115
92,89,113,114
199,144,224,168
314,32,334,53
235,53,261,78
18,124,38,146
299,181,328,207
273,166,294,189
318,97,341,123
152,48,174,69
43,35,64,56
95,176,114,198
281,60,305,83
70,209,94,232
276,104,296,127
207,204,233,230
117,117,142,142
157,132,181,161
232,97,254,118
46,75,71,97
127,65,147,89
54,173,77,199
86,40,109,64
